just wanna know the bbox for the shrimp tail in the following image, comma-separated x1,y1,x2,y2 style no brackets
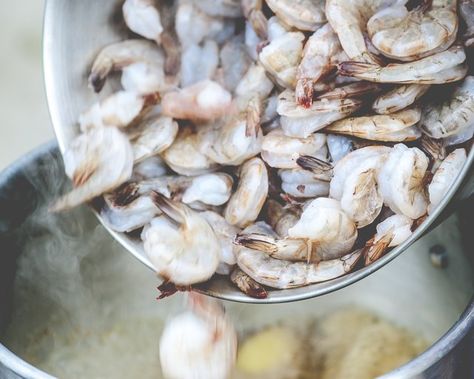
108,182,141,206
230,268,268,299
338,61,378,77
157,281,191,300
234,233,279,253
363,232,394,266
296,79,314,108
296,155,333,174
151,191,186,224
88,71,108,93
420,135,446,162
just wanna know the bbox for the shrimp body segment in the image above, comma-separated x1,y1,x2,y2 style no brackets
265,0,326,31
372,84,430,114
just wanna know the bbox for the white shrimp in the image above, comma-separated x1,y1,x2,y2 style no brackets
100,193,158,233
219,35,252,93
132,156,168,180
325,0,402,63
175,1,235,49
372,84,430,114
121,62,174,95
230,267,268,298
261,129,327,169
159,293,237,379
367,0,458,61
315,82,381,101
162,127,218,176
51,127,134,211
79,91,159,131
181,173,234,206
242,0,268,39
161,80,232,121
279,168,330,198
224,157,268,228
428,149,467,214
201,211,240,275
180,40,219,87
327,135,353,162
266,199,301,237
192,0,243,17
265,0,326,31
339,45,468,84
123,0,163,42
324,107,422,142
419,76,474,139
259,31,305,89
244,21,261,60
295,24,346,107
236,243,362,289
378,144,429,219
364,214,413,264
142,193,220,285
235,64,275,105
129,115,178,162
88,39,165,93
277,90,363,138
267,15,291,41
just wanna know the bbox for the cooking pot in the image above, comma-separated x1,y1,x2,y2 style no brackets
42,0,474,303
0,143,473,378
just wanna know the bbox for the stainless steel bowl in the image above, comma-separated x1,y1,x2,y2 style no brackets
0,143,473,378
43,0,474,303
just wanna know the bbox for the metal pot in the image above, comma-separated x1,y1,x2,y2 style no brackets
42,0,474,303
0,143,473,378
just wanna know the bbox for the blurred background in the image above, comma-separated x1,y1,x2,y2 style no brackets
0,0,53,169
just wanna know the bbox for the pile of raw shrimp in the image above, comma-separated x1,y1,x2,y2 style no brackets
53,0,474,299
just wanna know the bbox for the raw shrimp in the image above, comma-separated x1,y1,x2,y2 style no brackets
265,0,326,31
242,0,268,39
236,243,362,288
201,211,240,275
367,0,458,61
364,214,413,264
295,24,346,107
327,135,353,162
51,127,133,211
419,76,474,139
123,0,163,43
129,116,178,162
261,129,327,169
460,0,474,46
192,0,243,17
162,127,217,176
265,199,301,237
142,193,220,285
230,267,268,298
100,194,158,233
267,15,291,41
277,90,363,138
372,84,430,114
79,91,159,131
181,173,234,206
159,293,237,379
259,31,305,89
120,62,173,95
324,108,422,142
315,82,381,101
378,144,429,219
245,21,261,60
219,35,252,93
88,39,165,93
224,157,268,228
133,156,168,179
326,0,401,63
161,80,232,121
339,45,468,84
235,64,275,105
175,1,235,49
180,40,219,87
444,123,474,146
279,168,330,198
428,149,467,214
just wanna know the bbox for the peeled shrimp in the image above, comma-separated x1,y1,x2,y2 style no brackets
259,31,305,89
224,157,268,228
121,62,172,95
373,84,430,114
123,0,163,42
364,214,413,264
327,135,353,162
428,149,467,214
261,129,327,169
181,173,234,206
219,35,253,93
129,116,178,162
242,0,267,39
159,293,237,379
265,199,301,237
295,24,346,107
279,168,330,198
324,107,422,142
162,127,217,176
180,40,219,87
326,0,401,63
88,40,165,93
265,0,326,31
79,91,159,131
142,193,220,285
339,45,468,84
51,127,133,211
277,90,363,138
419,76,474,139
235,64,275,105
378,144,429,219
133,156,168,180
367,0,458,61
161,80,232,121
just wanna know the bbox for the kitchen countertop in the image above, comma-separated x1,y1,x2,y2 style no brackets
0,0,53,170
